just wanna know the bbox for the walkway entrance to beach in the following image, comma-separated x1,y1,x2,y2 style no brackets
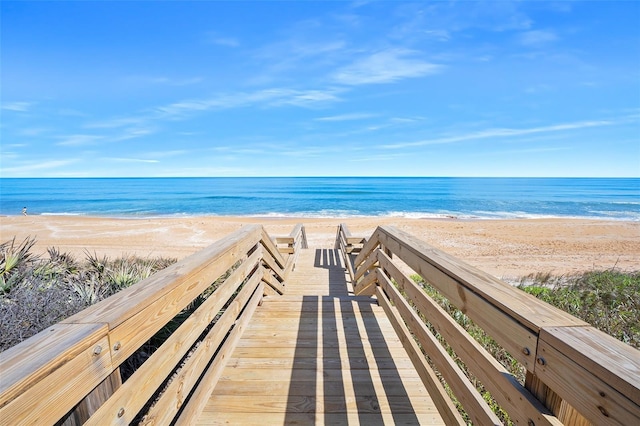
197,248,443,424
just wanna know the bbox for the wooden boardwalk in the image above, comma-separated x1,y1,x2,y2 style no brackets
5,225,637,425
196,248,444,425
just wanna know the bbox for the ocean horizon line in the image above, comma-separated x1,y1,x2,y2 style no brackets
2,177,638,221
2,176,638,180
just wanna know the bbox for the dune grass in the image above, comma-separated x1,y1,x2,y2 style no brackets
0,237,176,352
517,269,640,348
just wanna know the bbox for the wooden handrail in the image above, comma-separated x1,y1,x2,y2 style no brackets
349,225,640,425
0,224,304,425
334,223,365,284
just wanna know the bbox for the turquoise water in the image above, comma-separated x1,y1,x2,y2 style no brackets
1,177,638,220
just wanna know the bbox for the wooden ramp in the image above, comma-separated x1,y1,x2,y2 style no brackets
196,248,445,425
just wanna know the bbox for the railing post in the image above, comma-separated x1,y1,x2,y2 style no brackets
525,372,590,425
62,369,122,425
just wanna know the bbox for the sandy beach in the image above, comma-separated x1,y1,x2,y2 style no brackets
2,215,638,281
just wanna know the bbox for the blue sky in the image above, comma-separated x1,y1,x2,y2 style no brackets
1,1,639,177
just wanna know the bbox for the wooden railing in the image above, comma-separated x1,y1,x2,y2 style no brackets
334,223,366,284
340,224,640,425
275,223,308,280
0,224,306,426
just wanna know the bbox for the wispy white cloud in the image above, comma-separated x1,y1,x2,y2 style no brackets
210,37,240,47
2,101,33,112
268,89,342,107
249,39,346,85
57,108,88,117
210,146,266,155
383,119,615,149
103,157,159,163
524,84,553,94
349,153,407,162
123,75,203,86
519,30,558,47
19,128,50,137
155,87,342,118
1,160,78,175
85,117,148,129
205,31,240,47
332,49,442,85
315,113,375,122
424,30,451,42
389,116,425,124
145,149,188,158
57,134,104,146
112,128,155,142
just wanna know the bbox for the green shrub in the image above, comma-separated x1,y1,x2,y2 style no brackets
519,270,640,348
0,239,176,352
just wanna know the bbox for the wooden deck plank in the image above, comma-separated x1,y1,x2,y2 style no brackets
196,248,445,425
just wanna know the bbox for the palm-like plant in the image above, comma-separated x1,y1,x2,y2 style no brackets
0,237,38,293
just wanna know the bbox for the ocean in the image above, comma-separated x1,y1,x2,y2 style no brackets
1,177,638,221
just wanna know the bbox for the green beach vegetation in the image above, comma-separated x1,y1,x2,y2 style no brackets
0,237,176,352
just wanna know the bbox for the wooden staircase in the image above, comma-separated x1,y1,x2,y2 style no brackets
199,248,444,424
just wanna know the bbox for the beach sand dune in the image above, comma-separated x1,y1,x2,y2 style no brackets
2,216,638,280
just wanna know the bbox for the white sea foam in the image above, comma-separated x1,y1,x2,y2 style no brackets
39,212,84,216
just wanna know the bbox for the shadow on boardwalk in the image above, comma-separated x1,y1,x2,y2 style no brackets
284,249,418,425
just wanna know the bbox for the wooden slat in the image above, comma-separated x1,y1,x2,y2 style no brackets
138,274,263,425
376,270,499,425
354,247,379,281
299,225,308,249
196,412,441,425
275,237,294,244
289,223,303,244
541,326,639,406
353,230,380,270
378,250,561,426
260,228,286,270
338,234,356,283
347,236,365,245
285,224,305,276
211,377,425,396
202,394,435,413
85,253,263,425
526,372,589,425
0,323,112,425
262,268,285,295
375,286,465,425
175,282,264,424
535,327,640,425
217,367,426,383
261,245,285,281
353,268,378,296
67,369,122,424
